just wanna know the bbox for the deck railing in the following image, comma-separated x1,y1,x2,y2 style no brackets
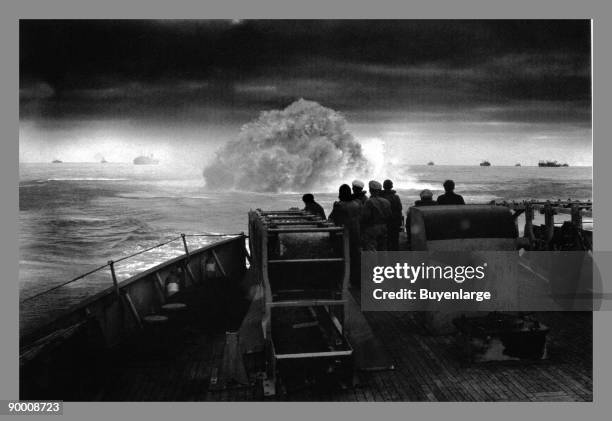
20,232,244,304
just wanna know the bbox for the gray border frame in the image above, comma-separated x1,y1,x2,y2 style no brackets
3,1,610,419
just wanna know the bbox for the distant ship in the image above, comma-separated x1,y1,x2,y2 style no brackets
480,160,491,166
515,163,521,167
538,160,569,167
133,154,159,165
51,159,62,164
100,157,108,164
427,161,435,166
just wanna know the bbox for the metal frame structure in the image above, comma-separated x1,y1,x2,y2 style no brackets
248,209,353,395
492,200,593,250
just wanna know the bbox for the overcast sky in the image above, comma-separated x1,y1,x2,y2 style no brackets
19,20,592,166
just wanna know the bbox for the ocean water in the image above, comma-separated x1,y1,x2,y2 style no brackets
19,162,592,302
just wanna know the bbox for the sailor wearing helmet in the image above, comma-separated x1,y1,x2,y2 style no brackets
360,180,392,251
351,179,368,205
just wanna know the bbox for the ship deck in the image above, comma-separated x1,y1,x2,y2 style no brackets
99,280,592,402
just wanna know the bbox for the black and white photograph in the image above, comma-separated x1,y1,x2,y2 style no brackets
19,19,593,402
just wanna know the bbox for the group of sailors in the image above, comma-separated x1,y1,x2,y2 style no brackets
301,178,465,285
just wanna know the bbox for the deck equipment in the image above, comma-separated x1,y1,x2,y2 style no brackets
248,209,353,395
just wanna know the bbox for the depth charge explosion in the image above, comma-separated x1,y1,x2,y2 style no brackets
203,99,370,192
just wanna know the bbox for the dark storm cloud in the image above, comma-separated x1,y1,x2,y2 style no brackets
19,20,590,124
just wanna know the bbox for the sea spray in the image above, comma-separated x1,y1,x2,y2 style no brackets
203,99,370,192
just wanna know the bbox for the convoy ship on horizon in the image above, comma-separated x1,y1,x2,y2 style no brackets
133,154,160,165
539,160,570,167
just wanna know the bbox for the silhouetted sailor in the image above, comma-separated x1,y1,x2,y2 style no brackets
351,179,368,205
381,179,403,251
415,189,436,206
302,193,326,219
405,189,437,250
361,180,392,251
329,184,362,286
436,180,465,205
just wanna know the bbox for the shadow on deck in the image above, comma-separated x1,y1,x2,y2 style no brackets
99,278,592,401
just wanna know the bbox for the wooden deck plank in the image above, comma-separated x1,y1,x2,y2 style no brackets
99,307,592,402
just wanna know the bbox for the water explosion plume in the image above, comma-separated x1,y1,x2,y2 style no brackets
203,99,370,192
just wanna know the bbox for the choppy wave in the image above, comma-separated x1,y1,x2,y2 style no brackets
19,161,592,305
